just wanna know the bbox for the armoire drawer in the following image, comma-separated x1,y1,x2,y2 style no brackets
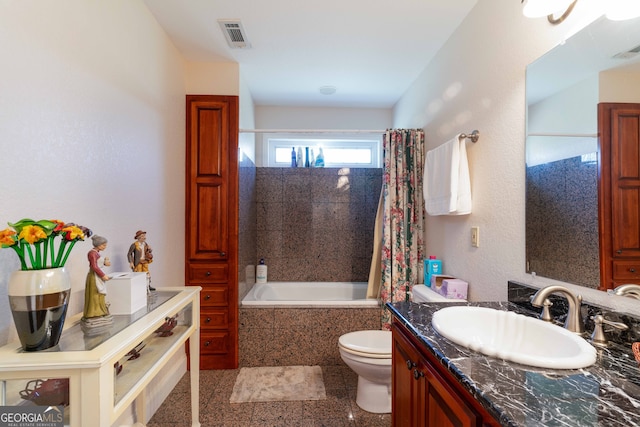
199,287,228,306
187,264,228,283
200,331,230,355
613,261,640,280
201,308,229,329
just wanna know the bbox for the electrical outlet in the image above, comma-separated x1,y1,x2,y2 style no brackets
471,226,479,247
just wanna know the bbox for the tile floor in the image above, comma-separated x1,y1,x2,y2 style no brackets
149,365,392,426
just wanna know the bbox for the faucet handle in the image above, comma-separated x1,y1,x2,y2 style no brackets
590,314,629,347
538,298,553,322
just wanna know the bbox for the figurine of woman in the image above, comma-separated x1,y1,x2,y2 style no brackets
83,235,111,319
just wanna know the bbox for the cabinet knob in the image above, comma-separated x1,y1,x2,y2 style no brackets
631,268,637,273
204,341,211,347
204,294,211,300
220,252,226,257
205,317,211,323
617,249,623,254
205,271,211,276
413,369,424,380
406,360,415,370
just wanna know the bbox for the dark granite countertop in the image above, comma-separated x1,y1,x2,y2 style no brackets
387,300,640,427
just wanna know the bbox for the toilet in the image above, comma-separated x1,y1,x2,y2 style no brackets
339,285,466,414
338,330,392,413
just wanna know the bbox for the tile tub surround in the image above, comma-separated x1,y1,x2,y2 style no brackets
388,300,640,427
239,306,381,367
255,167,382,282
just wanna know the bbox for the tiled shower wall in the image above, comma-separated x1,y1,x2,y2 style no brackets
525,155,599,288
255,167,382,282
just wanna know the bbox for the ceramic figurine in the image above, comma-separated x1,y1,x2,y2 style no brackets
127,230,154,291
82,235,112,320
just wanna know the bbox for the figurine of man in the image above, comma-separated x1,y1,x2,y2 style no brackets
127,230,155,291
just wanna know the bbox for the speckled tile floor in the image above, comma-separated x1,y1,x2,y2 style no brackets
148,365,391,427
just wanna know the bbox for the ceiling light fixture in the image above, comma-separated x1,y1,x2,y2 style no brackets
605,0,640,21
319,86,337,95
521,0,578,24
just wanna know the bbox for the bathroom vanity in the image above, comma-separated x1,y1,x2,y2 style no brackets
388,297,640,426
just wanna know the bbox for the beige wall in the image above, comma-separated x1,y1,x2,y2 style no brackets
0,0,188,422
392,0,639,313
600,70,640,102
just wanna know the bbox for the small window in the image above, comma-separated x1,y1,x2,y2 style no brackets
264,134,382,168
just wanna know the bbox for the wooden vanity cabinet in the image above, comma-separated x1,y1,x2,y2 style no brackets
185,95,239,369
599,103,640,290
392,320,500,427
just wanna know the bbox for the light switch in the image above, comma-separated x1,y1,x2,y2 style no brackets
471,226,479,247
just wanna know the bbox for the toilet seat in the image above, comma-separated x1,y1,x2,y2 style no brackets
339,344,391,359
338,330,391,358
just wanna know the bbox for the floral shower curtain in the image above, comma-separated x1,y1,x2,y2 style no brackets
380,129,425,329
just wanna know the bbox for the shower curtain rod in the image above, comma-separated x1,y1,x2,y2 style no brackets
239,129,386,134
527,132,597,138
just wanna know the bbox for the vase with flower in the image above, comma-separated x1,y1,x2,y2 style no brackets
1,218,91,351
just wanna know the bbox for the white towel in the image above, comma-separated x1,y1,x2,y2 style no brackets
423,134,472,216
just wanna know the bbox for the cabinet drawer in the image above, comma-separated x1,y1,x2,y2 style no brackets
188,264,228,283
200,331,230,355
613,261,640,280
201,309,229,329
200,287,228,306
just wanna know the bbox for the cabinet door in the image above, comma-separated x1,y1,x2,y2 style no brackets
610,106,640,259
185,95,238,262
393,332,421,426
423,361,478,427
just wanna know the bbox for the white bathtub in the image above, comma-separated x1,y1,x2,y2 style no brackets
241,281,379,307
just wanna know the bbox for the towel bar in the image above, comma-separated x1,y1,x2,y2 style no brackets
459,130,479,143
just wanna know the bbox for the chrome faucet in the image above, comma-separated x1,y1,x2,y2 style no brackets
611,284,640,299
530,285,585,334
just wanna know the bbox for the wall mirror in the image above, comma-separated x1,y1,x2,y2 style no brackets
525,15,640,289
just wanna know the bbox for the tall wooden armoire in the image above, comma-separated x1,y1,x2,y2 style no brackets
185,95,239,369
598,103,640,290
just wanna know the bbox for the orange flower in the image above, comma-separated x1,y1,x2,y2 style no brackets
62,225,85,241
51,220,65,233
0,228,17,246
18,225,47,244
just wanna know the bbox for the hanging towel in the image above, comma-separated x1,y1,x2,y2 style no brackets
423,134,472,216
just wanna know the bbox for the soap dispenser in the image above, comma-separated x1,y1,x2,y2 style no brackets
256,258,268,284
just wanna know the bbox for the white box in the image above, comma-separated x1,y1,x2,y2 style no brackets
433,278,468,300
105,272,148,315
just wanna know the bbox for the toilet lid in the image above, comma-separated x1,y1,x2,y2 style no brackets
338,330,392,356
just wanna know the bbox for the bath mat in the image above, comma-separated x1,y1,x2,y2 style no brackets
229,365,326,403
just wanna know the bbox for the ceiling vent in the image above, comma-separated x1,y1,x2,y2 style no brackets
218,19,251,49
613,43,640,59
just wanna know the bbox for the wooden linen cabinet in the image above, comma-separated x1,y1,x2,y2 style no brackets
598,103,640,291
185,95,239,369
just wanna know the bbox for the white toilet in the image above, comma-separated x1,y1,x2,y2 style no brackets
338,330,392,413
339,285,466,414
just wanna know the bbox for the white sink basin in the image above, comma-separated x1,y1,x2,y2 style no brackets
431,306,597,369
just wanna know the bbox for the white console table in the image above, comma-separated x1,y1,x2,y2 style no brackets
0,286,201,427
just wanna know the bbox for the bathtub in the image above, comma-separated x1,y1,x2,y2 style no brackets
241,281,379,307
239,281,382,366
